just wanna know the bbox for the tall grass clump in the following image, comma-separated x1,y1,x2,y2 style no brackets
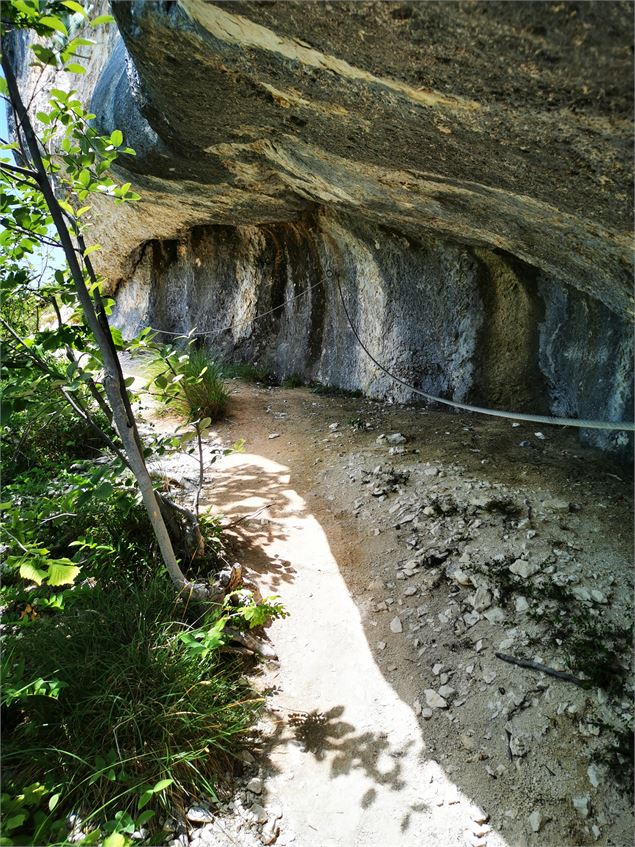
2,575,260,845
145,346,231,423
178,348,230,422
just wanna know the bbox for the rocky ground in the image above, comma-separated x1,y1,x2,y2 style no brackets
136,376,633,847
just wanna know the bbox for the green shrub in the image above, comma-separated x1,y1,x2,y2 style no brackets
144,346,230,422
1,462,156,591
1,576,260,845
0,389,111,484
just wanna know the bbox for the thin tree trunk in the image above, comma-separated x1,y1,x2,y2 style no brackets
2,53,189,591
194,422,204,518
1,317,132,470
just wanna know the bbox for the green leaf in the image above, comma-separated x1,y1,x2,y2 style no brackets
4,812,27,831
48,793,61,811
58,199,74,215
47,560,80,586
83,244,101,257
65,63,87,75
137,790,153,811
90,14,116,27
50,88,69,103
110,130,123,147
31,44,57,66
62,0,89,17
135,810,155,827
102,835,125,847
0,78,7,95
151,778,173,793
11,0,37,19
40,16,68,35
78,832,101,845
93,481,114,500
19,561,47,585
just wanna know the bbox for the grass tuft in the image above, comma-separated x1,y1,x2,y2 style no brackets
281,374,304,389
221,361,274,384
2,575,260,843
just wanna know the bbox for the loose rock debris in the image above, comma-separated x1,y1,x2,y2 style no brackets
146,383,632,847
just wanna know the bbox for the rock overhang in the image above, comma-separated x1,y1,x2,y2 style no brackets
69,0,633,312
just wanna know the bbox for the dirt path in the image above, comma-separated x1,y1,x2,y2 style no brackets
208,414,501,847
134,371,633,847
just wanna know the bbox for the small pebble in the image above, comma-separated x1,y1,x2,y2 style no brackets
528,810,543,832
247,778,263,794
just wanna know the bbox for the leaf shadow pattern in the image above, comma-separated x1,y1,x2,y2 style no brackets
263,704,429,828
224,523,297,592
202,456,303,590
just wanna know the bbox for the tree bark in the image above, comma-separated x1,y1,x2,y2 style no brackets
2,52,190,592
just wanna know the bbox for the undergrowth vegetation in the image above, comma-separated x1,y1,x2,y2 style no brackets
0,431,271,844
221,360,274,384
2,577,260,847
0,3,285,843
179,350,229,421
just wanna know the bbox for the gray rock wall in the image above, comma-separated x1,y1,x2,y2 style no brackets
112,211,633,454
9,1,633,313
539,278,634,455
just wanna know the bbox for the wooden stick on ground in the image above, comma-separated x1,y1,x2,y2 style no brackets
495,652,587,688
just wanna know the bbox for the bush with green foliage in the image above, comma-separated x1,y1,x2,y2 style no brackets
176,348,230,422
0,455,285,844
142,342,230,423
2,576,261,847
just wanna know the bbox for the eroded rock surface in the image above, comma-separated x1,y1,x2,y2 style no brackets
8,0,634,449
96,1,634,309
112,212,633,454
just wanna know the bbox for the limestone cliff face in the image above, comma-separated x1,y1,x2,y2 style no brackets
98,0,633,311
111,211,633,454
8,1,634,450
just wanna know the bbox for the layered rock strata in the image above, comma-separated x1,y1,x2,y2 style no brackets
7,0,634,450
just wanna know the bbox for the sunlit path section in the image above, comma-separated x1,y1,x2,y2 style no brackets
210,451,510,847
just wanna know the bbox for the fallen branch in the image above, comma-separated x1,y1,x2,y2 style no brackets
220,644,254,657
495,652,587,688
223,503,274,529
225,627,278,659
